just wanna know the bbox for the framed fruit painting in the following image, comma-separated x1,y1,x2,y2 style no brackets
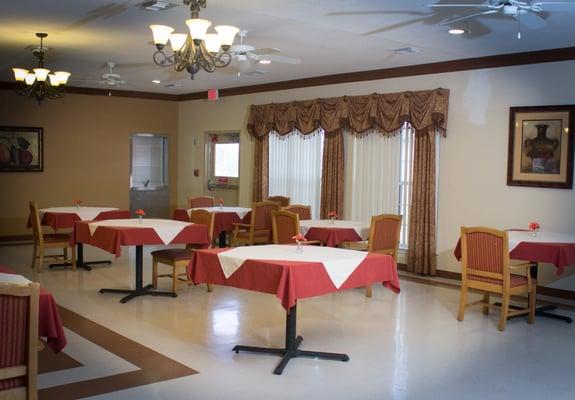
0,126,43,172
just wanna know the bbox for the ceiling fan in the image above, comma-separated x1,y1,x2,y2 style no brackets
426,1,575,38
99,62,127,87
227,30,301,76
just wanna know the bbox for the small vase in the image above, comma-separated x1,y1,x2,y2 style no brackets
296,242,303,253
138,216,143,224
531,230,537,237
75,204,80,210
329,217,335,224
219,204,224,210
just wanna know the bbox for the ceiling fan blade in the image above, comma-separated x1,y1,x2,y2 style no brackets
325,10,429,16
439,10,499,25
251,48,281,56
260,54,302,65
426,3,500,8
533,1,575,10
518,11,547,29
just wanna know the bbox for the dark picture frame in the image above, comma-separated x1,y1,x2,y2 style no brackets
0,126,43,172
507,106,574,189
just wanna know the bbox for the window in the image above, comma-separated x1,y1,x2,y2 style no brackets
268,130,323,218
398,123,414,249
130,134,168,188
206,132,239,189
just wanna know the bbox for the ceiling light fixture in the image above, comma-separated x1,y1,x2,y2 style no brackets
448,28,466,35
12,33,71,104
152,79,161,84
149,0,239,80
258,59,271,64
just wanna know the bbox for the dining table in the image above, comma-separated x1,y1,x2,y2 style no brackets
73,218,211,303
299,219,370,247
188,244,400,374
28,206,130,270
172,206,251,247
454,230,575,323
0,265,67,352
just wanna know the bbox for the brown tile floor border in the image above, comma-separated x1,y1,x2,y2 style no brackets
39,306,197,400
39,346,83,374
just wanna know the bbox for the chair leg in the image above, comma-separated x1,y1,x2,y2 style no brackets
38,247,44,273
365,285,372,298
63,247,68,261
31,244,38,270
499,293,510,332
482,293,490,315
172,266,178,294
71,245,76,271
457,285,468,321
152,258,158,289
207,283,213,292
528,286,536,324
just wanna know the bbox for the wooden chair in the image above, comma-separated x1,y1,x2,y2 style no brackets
0,280,39,400
231,201,280,246
151,209,215,294
342,214,402,298
458,227,536,332
282,205,312,220
28,202,75,273
266,196,290,207
188,196,215,208
271,210,322,245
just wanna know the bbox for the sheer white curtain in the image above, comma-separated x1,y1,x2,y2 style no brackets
344,129,401,223
269,130,324,218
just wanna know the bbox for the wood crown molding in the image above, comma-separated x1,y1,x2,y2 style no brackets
2,46,575,102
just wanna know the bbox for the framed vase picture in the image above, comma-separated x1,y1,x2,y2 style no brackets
507,105,574,189
0,126,43,172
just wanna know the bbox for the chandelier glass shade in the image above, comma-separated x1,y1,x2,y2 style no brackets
12,33,71,104
149,0,239,79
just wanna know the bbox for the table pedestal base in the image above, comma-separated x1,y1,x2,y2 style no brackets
495,302,573,323
232,303,349,375
50,243,111,271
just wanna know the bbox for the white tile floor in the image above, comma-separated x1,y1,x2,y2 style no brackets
2,243,575,400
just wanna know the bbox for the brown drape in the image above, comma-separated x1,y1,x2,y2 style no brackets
320,130,344,218
247,89,448,139
251,135,269,202
407,129,437,275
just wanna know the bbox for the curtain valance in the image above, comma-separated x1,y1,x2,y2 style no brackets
247,88,449,138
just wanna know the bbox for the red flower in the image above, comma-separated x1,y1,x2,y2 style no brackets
218,198,224,205
328,211,338,218
529,221,540,231
75,199,82,205
292,233,307,242
135,209,146,216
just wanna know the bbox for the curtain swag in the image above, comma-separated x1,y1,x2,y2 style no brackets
247,88,449,138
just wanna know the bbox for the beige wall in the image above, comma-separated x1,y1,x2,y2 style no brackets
0,91,178,236
178,60,575,283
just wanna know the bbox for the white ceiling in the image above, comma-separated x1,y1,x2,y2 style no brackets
1,0,575,94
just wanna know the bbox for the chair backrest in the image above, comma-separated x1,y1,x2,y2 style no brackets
266,196,290,207
460,227,509,286
28,202,44,246
272,211,300,244
188,196,215,208
282,205,312,220
0,280,39,399
251,201,281,231
190,209,215,243
368,214,402,259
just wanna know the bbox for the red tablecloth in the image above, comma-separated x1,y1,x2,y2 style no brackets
453,239,575,275
28,209,131,231
73,220,211,257
188,248,400,311
0,266,66,353
172,208,246,237
304,227,363,247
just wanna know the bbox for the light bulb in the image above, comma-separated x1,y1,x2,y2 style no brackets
12,68,29,81
25,73,36,85
169,33,188,52
186,18,211,41
150,25,174,48
214,25,239,47
54,71,71,85
33,68,50,82
204,33,222,53
48,74,60,86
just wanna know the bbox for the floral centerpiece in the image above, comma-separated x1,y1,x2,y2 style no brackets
218,198,224,210
135,209,146,223
328,210,338,224
292,233,307,253
75,199,82,210
529,221,540,237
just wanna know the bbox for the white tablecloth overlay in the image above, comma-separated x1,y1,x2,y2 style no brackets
40,207,119,222
508,231,575,252
0,272,31,285
217,244,368,289
87,219,192,245
299,219,370,240
188,206,251,220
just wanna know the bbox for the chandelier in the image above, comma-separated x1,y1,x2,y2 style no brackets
12,33,71,104
149,0,239,79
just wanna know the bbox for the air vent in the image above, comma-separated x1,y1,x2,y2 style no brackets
393,47,423,55
246,70,268,76
164,83,182,88
138,0,178,11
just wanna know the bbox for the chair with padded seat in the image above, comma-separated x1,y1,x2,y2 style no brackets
151,209,215,294
282,205,312,220
458,226,536,332
231,201,280,246
28,202,75,273
188,196,215,209
0,279,39,400
266,196,290,207
271,210,322,245
341,214,402,298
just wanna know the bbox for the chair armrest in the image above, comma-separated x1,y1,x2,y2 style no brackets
232,223,251,228
509,261,533,270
